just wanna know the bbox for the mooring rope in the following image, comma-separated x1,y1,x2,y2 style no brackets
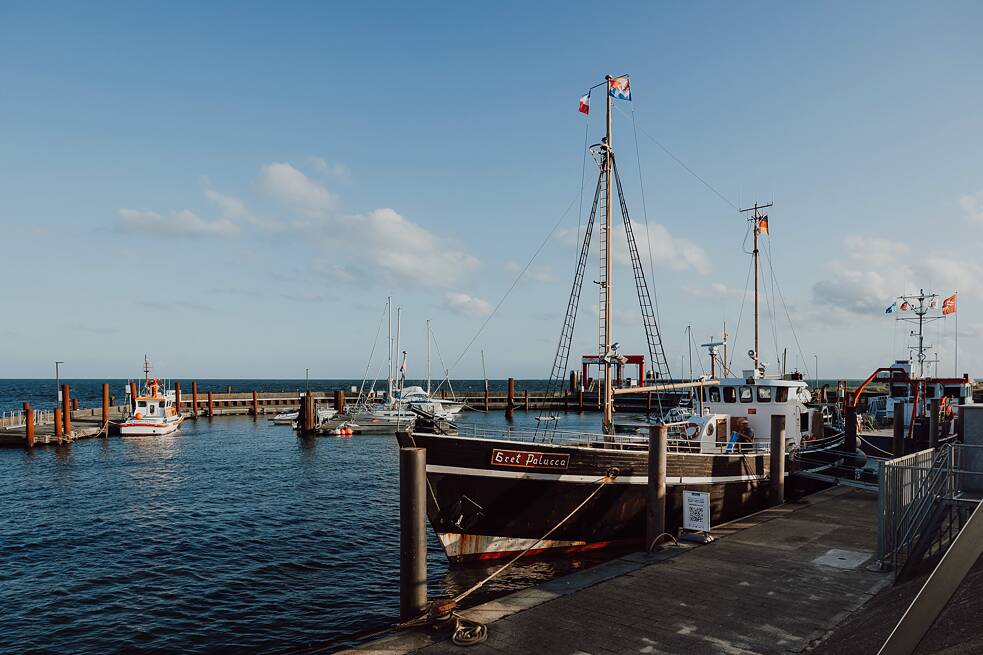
395,472,616,646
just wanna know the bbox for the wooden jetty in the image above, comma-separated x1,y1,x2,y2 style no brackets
348,487,894,654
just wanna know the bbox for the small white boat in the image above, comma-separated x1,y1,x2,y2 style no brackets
120,358,183,437
270,411,298,425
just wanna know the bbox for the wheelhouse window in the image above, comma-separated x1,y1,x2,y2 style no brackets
708,387,721,403
723,386,737,403
757,386,772,402
137,400,147,408
739,386,753,403
775,387,788,403
800,412,809,432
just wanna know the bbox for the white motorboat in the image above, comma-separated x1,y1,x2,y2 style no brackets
120,357,183,437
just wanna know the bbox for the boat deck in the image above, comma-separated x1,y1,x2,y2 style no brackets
350,486,894,654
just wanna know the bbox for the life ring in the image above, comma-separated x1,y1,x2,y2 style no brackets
683,422,702,439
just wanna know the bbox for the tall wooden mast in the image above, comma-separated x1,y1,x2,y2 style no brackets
739,202,771,374
601,75,614,432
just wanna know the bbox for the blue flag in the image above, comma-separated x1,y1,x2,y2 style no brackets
885,301,897,314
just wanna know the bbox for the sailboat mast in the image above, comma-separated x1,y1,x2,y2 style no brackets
387,296,393,398
739,202,772,374
426,319,431,396
395,307,402,394
602,75,614,433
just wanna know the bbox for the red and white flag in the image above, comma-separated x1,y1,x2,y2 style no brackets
578,94,590,115
942,293,957,315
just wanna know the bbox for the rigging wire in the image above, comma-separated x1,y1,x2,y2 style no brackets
728,251,754,373
615,104,739,212
630,104,665,345
576,99,591,257
764,233,811,380
355,302,389,407
442,195,580,379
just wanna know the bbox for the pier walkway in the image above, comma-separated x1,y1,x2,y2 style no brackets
354,487,895,654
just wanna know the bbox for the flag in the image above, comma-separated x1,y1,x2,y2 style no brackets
578,94,590,115
929,297,938,309
943,293,957,315
885,301,897,314
758,216,769,234
900,301,911,311
608,76,631,101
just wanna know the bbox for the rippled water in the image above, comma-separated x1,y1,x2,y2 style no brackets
0,386,615,654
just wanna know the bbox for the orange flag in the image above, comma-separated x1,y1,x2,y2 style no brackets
942,293,957,315
758,216,769,234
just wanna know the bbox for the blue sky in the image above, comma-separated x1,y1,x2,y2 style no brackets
3,1,983,380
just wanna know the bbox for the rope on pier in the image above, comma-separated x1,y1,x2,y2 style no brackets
396,470,617,646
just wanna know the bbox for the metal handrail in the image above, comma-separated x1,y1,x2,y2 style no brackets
893,446,953,569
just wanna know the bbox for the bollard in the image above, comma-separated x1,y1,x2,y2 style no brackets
252,390,259,418
506,377,515,415
646,425,667,550
400,447,427,621
334,389,346,415
192,381,199,418
929,398,940,449
54,407,63,442
24,402,35,448
770,414,786,505
524,389,530,411
208,391,214,418
102,383,109,432
62,384,72,435
893,402,906,457
844,404,857,459
175,382,182,413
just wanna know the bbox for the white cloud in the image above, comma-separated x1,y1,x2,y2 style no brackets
812,235,981,316
203,187,248,219
307,156,351,180
959,191,983,222
555,223,710,275
504,260,558,283
337,208,479,287
118,209,239,238
686,282,749,301
443,291,493,318
258,162,336,217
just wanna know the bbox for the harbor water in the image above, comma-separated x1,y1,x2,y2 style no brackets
0,379,614,653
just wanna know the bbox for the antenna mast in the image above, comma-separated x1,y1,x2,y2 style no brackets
896,289,942,378
739,202,772,374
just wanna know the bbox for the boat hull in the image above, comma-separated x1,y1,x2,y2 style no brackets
401,432,776,562
120,417,183,437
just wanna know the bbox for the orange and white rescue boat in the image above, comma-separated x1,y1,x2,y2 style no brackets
120,357,183,437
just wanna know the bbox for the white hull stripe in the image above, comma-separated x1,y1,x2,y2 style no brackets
425,464,768,485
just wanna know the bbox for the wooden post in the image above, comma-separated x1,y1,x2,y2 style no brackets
770,414,786,505
102,383,109,430
646,425,667,550
129,381,138,412
72,398,78,412
334,389,346,415
208,391,214,418
647,391,652,414
844,404,857,458
524,389,530,411
62,384,72,435
252,390,259,418
929,398,940,450
893,402,906,457
569,370,577,394
192,381,199,418
175,382,182,413
506,377,515,418
483,388,489,411
54,407,63,442
578,390,584,412
400,447,427,621
23,402,34,448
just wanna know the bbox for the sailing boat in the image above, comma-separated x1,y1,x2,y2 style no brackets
398,75,831,561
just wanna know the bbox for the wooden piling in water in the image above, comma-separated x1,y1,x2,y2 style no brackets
62,384,71,435
252,390,259,418
569,370,577,394
23,403,34,448
506,377,515,417
334,389,346,415
192,381,199,418
893,402,905,457
129,381,138,412
578,390,584,412
72,398,78,412
54,407,63,442
399,447,427,621
175,382,181,412
524,389,530,411
208,391,214,418
646,425,667,550
770,414,786,505
102,384,109,431
483,389,489,411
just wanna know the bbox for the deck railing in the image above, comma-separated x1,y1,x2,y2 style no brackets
1,409,55,430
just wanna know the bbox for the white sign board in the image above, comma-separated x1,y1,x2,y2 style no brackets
683,490,710,533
